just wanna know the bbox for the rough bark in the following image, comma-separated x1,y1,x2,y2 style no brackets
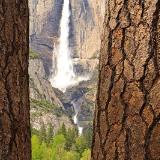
92,0,160,159
0,0,31,160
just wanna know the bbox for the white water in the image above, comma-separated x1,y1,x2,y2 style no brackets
72,100,83,135
50,0,89,92
49,0,89,135
50,0,75,92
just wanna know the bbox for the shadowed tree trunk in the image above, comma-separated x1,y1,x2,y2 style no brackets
92,0,160,159
0,0,31,160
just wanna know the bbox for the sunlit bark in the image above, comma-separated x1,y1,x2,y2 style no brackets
92,0,160,159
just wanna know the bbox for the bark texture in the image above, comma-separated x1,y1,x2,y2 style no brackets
92,0,160,159
0,0,31,160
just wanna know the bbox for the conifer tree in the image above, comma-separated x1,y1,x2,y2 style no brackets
0,0,30,159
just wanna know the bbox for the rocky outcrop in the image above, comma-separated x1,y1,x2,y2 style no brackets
29,58,74,132
54,70,98,130
70,0,105,59
70,0,105,74
29,59,62,106
29,0,63,75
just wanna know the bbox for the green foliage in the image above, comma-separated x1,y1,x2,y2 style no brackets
46,123,54,144
31,98,64,117
80,149,91,160
62,151,80,160
53,107,64,117
64,128,78,151
29,49,40,59
51,134,66,160
31,127,40,136
31,125,92,160
31,99,56,110
32,137,51,160
52,134,66,148
75,136,88,155
57,123,66,136
32,135,43,160
83,126,93,148
39,122,47,142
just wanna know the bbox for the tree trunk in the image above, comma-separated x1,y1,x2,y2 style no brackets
0,1,31,160
92,0,160,159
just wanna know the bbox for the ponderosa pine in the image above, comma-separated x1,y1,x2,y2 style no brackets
92,0,160,159
0,0,30,159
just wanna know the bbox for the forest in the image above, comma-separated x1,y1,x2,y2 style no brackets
32,124,92,160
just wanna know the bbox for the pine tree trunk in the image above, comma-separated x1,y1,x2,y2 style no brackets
0,1,31,159
92,0,160,159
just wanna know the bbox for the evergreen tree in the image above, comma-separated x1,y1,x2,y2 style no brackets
39,121,47,142
65,128,78,150
57,123,67,136
0,0,30,159
83,126,93,148
46,123,54,145
81,149,91,160
75,136,88,156
51,134,66,160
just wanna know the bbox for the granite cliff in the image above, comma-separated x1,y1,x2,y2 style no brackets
29,0,104,133
29,0,105,74
29,54,74,133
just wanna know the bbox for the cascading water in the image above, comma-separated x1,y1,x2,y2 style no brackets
72,100,83,135
50,0,76,92
50,0,89,92
50,0,89,135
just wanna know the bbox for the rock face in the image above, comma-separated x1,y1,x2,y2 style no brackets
29,59,62,106
91,0,160,159
29,58,74,133
29,0,63,50
70,0,105,59
29,0,105,74
70,0,105,75
54,70,98,131
29,0,105,133
29,0,63,75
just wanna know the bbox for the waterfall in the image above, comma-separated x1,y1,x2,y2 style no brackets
49,0,89,135
50,0,89,92
72,100,83,135
50,0,76,92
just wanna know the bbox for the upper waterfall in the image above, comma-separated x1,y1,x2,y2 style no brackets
50,0,89,92
50,0,76,92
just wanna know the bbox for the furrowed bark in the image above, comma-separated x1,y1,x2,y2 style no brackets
0,0,31,159
92,0,160,159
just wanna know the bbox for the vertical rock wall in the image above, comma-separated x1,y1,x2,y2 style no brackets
70,0,105,59
29,0,105,75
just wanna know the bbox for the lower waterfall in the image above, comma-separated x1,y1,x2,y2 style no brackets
72,100,83,135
